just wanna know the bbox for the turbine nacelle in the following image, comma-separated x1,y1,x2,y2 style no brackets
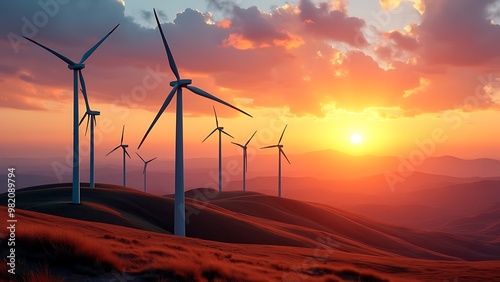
68,63,85,70
122,144,129,148
88,110,100,115
170,79,192,87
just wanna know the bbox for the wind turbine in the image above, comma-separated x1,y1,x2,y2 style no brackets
106,125,131,187
79,81,100,188
231,131,257,192
24,24,119,204
138,9,252,237
136,152,157,192
261,125,290,198
202,106,234,192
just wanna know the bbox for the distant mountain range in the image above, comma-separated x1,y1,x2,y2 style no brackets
2,150,500,195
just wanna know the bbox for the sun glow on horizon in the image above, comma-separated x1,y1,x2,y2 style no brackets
350,134,363,145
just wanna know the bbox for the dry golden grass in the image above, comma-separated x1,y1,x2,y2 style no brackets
23,264,64,282
0,224,121,281
1,184,499,282
1,217,395,282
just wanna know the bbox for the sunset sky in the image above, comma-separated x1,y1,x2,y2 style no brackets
1,0,500,162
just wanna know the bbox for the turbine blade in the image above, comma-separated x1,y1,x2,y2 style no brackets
93,115,97,127
124,147,131,159
106,145,121,156
245,130,257,146
80,24,120,63
136,152,146,162
186,85,252,118
231,142,244,149
213,106,218,127
138,85,178,149
23,37,75,65
79,113,88,126
121,125,125,145
221,130,234,139
143,165,146,175
153,9,180,80
280,148,291,164
278,124,288,144
261,145,278,149
202,128,217,143
147,157,157,163
79,71,91,111
84,115,90,136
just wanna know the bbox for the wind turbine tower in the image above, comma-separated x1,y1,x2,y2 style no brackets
232,131,257,192
79,82,100,188
106,125,131,187
202,106,234,192
24,24,119,203
138,9,251,236
136,152,157,192
261,125,291,197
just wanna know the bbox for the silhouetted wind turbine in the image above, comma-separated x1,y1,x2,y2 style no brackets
138,9,252,237
23,24,119,204
79,79,100,188
202,106,234,192
261,125,290,198
232,131,257,192
107,125,131,187
136,152,157,192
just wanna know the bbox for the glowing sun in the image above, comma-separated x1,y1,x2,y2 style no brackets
350,134,363,145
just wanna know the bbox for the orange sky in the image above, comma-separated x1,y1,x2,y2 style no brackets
1,0,500,162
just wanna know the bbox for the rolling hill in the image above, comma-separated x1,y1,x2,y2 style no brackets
1,183,500,281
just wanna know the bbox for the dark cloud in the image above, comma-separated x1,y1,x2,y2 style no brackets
156,10,168,22
18,73,34,83
0,64,18,75
298,0,368,47
416,0,500,66
141,10,152,21
1,0,500,116
206,0,237,15
231,6,289,43
385,30,418,52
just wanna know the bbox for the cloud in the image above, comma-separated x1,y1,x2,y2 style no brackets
140,10,152,21
379,0,425,14
231,6,289,45
0,64,18,75
385,30,418,52
207,0,237,15
298,0,368,47
1,0,500,117
416,0,500,66
374,29,419,62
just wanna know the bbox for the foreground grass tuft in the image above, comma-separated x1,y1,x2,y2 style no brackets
23,264,64,282
0,226,120,281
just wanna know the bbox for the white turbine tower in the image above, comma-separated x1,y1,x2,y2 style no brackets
23,24,119,204
107,125,131,187
202,106,234,192
136,152,157,192
231,131,257,192
138,9,252,237
79,80,100,188
261,125,291,198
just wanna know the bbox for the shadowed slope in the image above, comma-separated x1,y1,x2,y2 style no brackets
7,206,500,281
191,189,500,261
2,184,500,261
